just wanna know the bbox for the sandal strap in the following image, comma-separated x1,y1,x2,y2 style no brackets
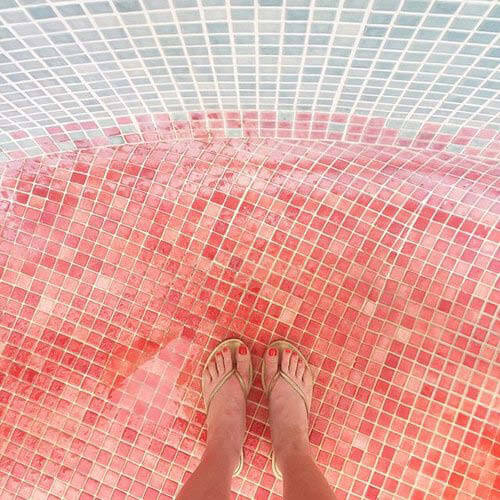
206,368,248,412
266,371,309,414
266,372,281,395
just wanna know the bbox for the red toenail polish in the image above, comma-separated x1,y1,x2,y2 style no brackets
269,348,277,356
239,345,247,355
285,349,291,354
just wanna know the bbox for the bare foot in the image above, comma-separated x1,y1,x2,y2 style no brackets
202,344,251,468
264,346,313,470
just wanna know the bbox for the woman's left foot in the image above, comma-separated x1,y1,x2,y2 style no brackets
202,344,251,468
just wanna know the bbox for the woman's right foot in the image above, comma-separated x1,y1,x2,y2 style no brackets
264,345,314,470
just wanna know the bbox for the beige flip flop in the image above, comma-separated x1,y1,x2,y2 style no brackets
262,340,312,480
202,338,253,476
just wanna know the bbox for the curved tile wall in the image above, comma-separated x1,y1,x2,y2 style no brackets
0,0,499,158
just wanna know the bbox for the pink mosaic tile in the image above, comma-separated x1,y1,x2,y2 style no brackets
0,136,498,499
4,112,500,162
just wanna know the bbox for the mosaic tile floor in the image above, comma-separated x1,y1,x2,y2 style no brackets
0,136,498,499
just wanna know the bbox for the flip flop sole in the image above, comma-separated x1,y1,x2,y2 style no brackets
262,340,311,406
202,338,253,476
261,339,312,480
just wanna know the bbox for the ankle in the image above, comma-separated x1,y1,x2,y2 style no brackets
274,438,311,470
205,436,241,467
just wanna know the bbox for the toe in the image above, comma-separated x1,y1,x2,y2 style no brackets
215,350,225,375
208,358,218,380
202,369,212,403
264,345,279,390
222,346,232,372
282,348,292,373
303,366,313,387
302,366,314,406
202,368,212,385
236,343,250,388
296,357,305,380
288,352,299,376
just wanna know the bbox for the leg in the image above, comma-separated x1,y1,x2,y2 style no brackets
176,344,251,500
175,445,234,500
264,346,337,500
281,451,336,500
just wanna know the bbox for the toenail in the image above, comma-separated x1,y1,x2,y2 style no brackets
238,345,247,355
285,349,291,354
269,348,277,357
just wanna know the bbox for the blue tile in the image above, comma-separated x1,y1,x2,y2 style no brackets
57,5,85,16
341,12,364,22
489,5,500,18
173,0,197,6
86,2,113,14
389,28,414,38
286,9,309,21
430,1,460,15
345,0,369,7
113,0,142,12
442,31,468,43
0,0,16,8
458,3,489,16
402,0,427,13
478,20,500,33
364,26,387,37
207,23,229,33
27,6,57,19
231,9,254,20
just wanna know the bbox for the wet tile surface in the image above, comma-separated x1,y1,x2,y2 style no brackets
0,138,498,499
